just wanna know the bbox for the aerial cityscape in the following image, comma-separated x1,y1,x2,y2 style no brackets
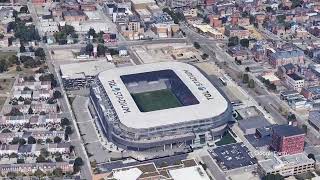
0,0,319,179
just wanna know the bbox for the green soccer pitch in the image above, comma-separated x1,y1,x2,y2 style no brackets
131,89,182,112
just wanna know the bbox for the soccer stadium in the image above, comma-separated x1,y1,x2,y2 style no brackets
90,62,232,151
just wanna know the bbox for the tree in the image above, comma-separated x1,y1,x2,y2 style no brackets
35,48,46,60
2,128,11,133
97,44,106,57
0,59,8,73
37,139,44,144
20,44,26,52
10,137,20,145
34,169,45,177
46,138,52,143
87,28,96,38
61,118,70,126
27,136,36,144
52,168,63,177
36,155,47,163
269,83,277,91
6,107,23,116
291,0,303,8
6,172,17,178
308,153,315,161
85,43,94,55
54,136,62,143
248,79,255,88
193,42,201,49
17,158,25,164
245,67,250,72
28,107,33,114
53,90,62,99
55,155,63,162
19,138,26,145
302,124,308,134
74,157,84,166
242,74,249,84
228,36,239,47
287,113,296,122
262,173,284,180
201,53,209,60
240,39,250,48
20,6,28,13
40,148,50,157
16,65,22,71
9,153,18,159
65,126,73,135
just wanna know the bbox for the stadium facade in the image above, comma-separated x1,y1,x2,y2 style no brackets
90,62,232,151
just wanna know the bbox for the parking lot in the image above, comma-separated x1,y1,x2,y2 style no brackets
72,96,112,163
209,143,256,170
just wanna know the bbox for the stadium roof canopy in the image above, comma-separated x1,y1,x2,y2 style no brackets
98,62,228,129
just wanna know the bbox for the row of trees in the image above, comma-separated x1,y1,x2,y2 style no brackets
228,37,250,48
162,8,185,24
242,74,255,88
9,136,63,145
53,25,78,45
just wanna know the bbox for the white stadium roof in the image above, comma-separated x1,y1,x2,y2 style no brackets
98,62,228,129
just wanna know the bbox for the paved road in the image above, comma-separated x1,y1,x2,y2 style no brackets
27,3,93,179
201,155,226,180
187,22,320,147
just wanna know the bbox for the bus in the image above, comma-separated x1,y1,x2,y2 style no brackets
219,77,227,86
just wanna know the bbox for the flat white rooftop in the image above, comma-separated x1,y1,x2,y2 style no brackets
98,62,228,129
169,165,210,180
60,61,115,79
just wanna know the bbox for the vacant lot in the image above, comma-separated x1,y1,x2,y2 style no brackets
131,89,182,112
0,78,14,94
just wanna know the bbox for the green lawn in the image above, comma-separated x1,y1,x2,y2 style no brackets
131,89,182,112
215,131,237,146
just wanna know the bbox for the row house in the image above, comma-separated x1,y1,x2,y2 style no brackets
269,49,304,68
0,144,19,155
301,86,320,101
224,26,251,39
32,89,53,100
13,81,51,91
0,114,61,125
0,131,65,144
228,46,253,61
277,63,300,79
12,90,32,99
2,103,57,114
62,10,87,22
80,3,96,11
0,162,73,175
0,143,71,156
0,115,30,125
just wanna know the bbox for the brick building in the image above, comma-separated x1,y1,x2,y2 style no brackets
270,125,305,155
62,10,87,22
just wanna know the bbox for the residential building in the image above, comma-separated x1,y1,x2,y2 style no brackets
62,10,87,22
285,73,304,91
258,153,315,176
308,111,320,132
225,26,250,39
269,49,304,68
0,144,19,155
0,162,74,175
301,86,320,101
167,0,194,8
13,81,51,91
270,125,305,155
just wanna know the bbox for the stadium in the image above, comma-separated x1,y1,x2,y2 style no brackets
90,62,232,151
